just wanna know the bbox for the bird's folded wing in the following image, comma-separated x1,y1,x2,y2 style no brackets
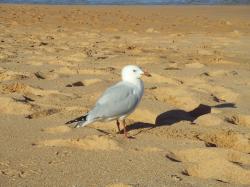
88,82,139,119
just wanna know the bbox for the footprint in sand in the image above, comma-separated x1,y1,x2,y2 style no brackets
149,120,249,153
212,86,239,103
37,135,121,151
225,114,250,128
0,96,32,115
200,70,238,78
2,82,77,98
0,161,39,179
166,147,250,184
0,167,27,179
34,70,59,80
0,96,64,117
195,83,239,102
66,81,85,87
26,108,61,119
197,130,250,153
0,68,30,81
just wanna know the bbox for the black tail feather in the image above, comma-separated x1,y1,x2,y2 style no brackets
65,114,87,124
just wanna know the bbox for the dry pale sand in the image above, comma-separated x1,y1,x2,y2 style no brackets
0,4,250,187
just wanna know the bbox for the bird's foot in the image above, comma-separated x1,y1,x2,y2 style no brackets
116,130,122,134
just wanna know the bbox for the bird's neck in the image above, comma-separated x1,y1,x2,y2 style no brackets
124,78,144,90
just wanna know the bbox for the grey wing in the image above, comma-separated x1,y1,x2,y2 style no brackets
87,82,139,120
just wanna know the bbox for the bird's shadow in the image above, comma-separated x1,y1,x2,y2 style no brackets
127,103,236,135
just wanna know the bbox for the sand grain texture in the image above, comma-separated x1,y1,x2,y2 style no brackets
0,4,250,187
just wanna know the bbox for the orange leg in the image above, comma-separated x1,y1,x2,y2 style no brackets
116,120,121,134
121,119,128,138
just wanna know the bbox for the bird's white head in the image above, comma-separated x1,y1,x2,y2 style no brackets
121,65,151,82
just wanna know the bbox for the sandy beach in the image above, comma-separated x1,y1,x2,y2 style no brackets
0,4,250,186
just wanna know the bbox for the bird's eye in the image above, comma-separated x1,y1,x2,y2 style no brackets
133,69,136,72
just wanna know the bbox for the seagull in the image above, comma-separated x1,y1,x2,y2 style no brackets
65,65,151,138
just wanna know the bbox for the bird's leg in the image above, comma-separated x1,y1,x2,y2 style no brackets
116,120,121,134
121,119,128,138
